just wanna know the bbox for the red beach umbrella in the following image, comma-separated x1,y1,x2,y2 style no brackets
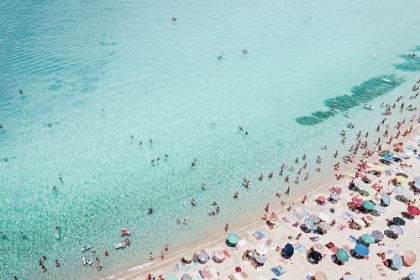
318,196,326,202
408,206,420,215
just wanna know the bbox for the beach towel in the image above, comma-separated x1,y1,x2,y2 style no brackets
376,264,387,277
176,263,182,271
223,250,231,258
292,222,299,227
309,236,320,242
343,245,351,252
278,266,286,275
237,239,247,247
210,268,218,278
303,268,314,280
282,216,290,223
241,271,248,278
325,242,338,253
348,235,357,243
254,230,265,239
193,271,203,280
341,211,354,220
183,266,191,271
266,238,273,247
271,267,281,276
337,224,346,231
301,209,311,217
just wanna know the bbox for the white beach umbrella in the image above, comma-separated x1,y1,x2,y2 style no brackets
255,243,268,255
318,213,330,222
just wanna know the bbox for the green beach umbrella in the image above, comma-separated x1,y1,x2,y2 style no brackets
166,276,178,280
361,234,375,244
396,176,408,185
183,253,193,262
227,233,239,244
336,248,349,262
362,185,375,195
362,201,375,211
393,217,406,226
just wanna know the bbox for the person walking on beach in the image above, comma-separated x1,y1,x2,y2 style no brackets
265,203,270,212
224,223,229,232
302,195,307,204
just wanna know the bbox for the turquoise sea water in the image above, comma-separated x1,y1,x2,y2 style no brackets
1,0,420,279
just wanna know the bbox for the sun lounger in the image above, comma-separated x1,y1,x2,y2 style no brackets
271,267,281,276
223,250,231,258
376,264,387,277
210,268,218,278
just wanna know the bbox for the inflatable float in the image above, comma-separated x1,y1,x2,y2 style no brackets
115,242,126,249
364,105,374,110
81,245,91,253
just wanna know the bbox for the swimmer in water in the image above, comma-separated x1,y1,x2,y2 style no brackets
19,89,23,94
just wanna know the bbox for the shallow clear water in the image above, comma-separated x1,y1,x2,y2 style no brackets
1,0,420,279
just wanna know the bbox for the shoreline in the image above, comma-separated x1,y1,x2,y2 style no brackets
105,107,420,279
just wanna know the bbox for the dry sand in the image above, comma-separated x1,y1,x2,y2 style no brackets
105,114,420,280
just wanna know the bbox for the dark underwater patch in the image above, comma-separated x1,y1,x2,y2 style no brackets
295,75,403,126
394,54,420,72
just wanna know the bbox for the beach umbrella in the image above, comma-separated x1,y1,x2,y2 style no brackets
284,243,294,257
353,218,365,227
381,194,391,206
317,196,326,203
309,214,321,224
181,274,192,280
198,252,209,263
390,225,404,235
408,206,420,215
330,193,340,201
183,253,193,262
354,179,364,187
343,275,357,280
392,253,403,270
360,234,375,244
374,205,385,213
400,189,415,199
383,154,393,161
213,251,225,262
314,271,328,280
352,197,363,206
255,243,268,255
362,185,375,195
305,218,315,229
227,233,239,246
362,201,375,211
319,213,330,222
318,222,331,231
396,176,408,185
310,251,323,262
354,244,369,256
371,230,384,241
312,243,324,253
408,273,420,280
364,215,374,224
255,255,266,264
166,275,178,280
336,248,349,262
374,165,385,171
403,250,417,266
393,217,406,226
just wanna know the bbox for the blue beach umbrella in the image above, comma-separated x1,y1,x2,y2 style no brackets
371,230,384,241
284,243,294,257
381,194,391,206
392,253,403,270
374,205,385,213
408,273,420,280
354,244,370,256
343,275,357,280
383,154,393,161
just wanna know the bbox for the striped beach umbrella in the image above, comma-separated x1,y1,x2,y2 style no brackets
313,243,324,252
403,250,417,266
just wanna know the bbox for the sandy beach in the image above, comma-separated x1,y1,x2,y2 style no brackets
103,93,420,280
